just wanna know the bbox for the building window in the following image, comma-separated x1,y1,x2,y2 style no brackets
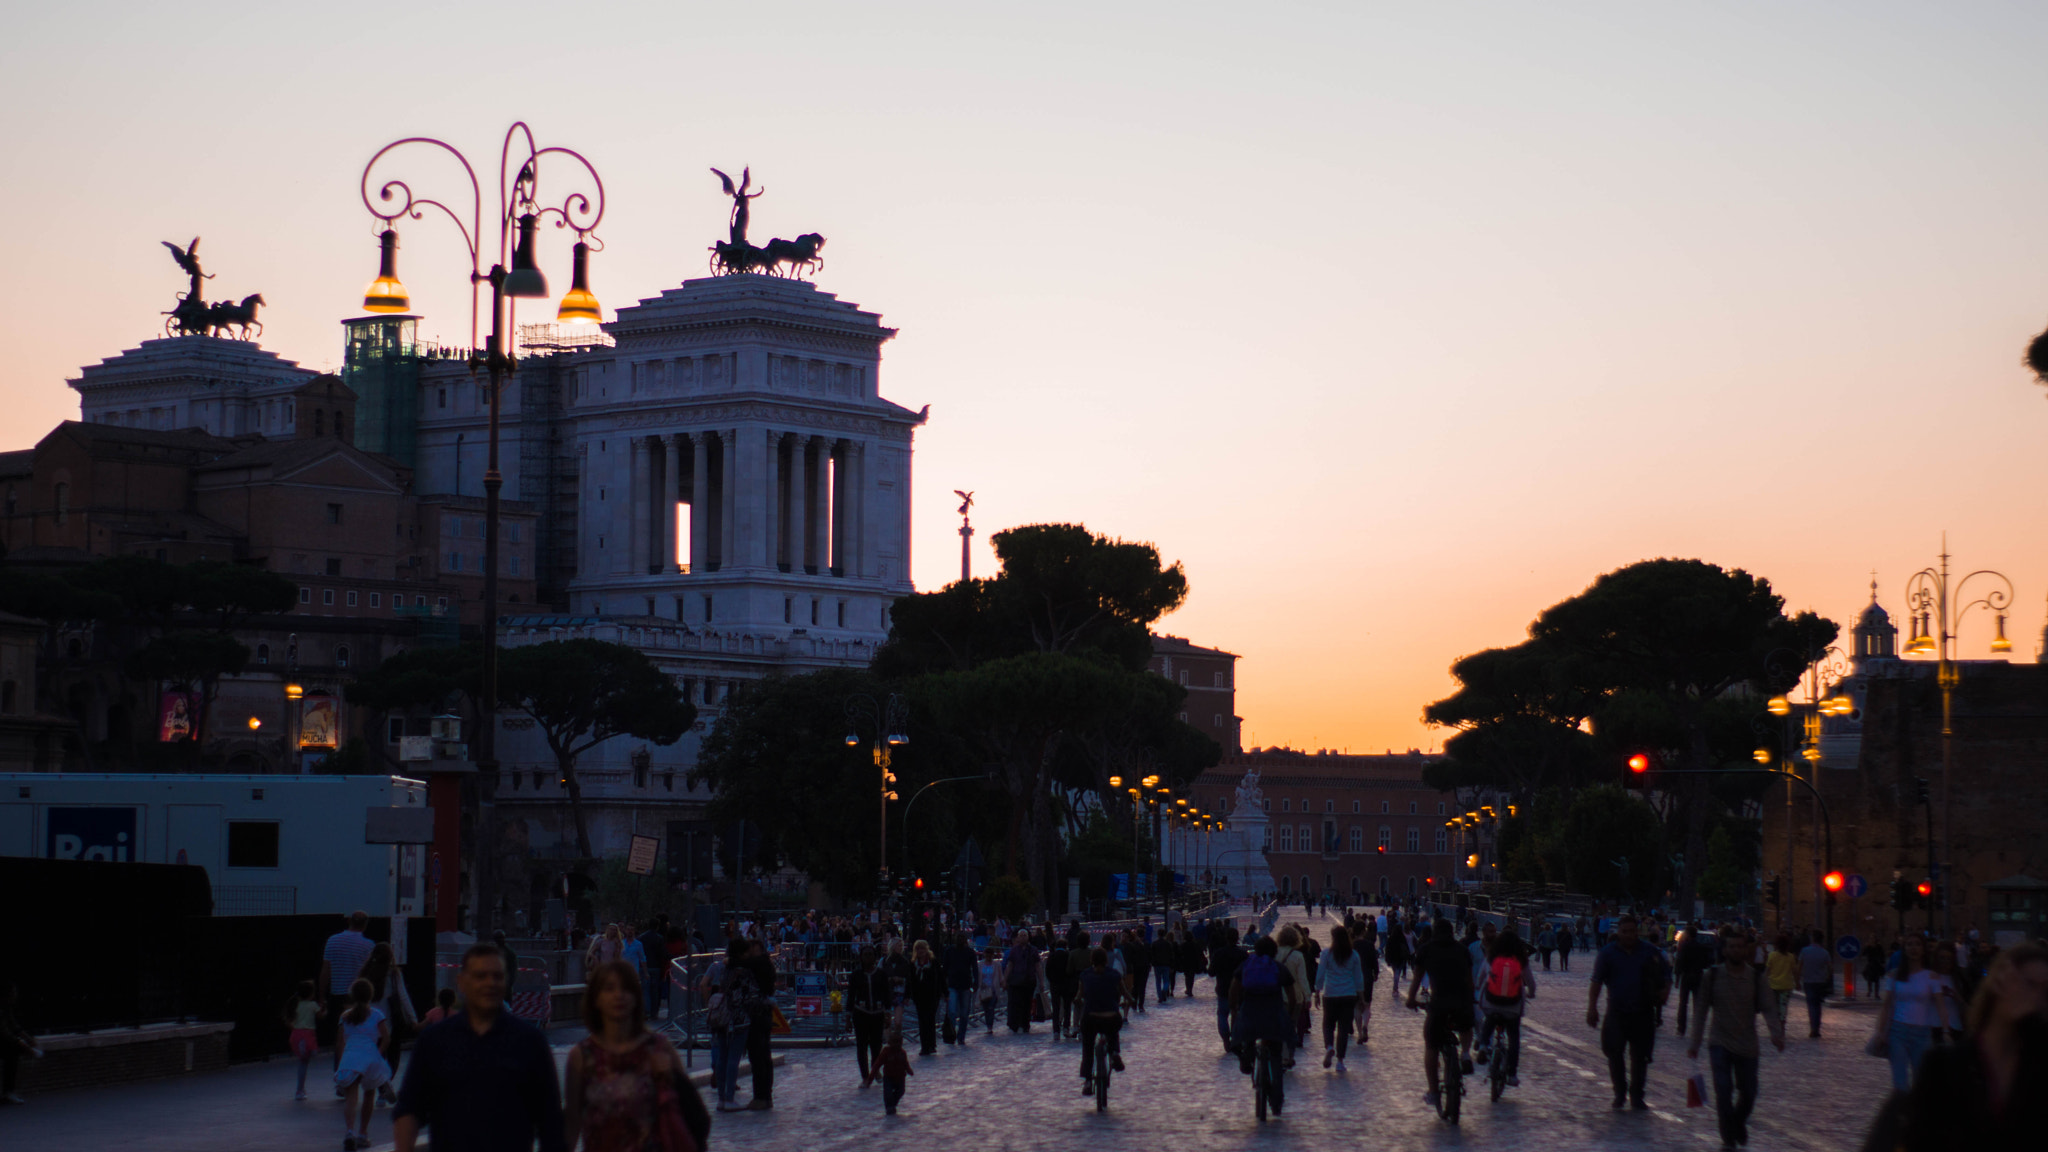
54,481,69,526
1301,874,1311,896
1324,800,1334,813
299,587,311,604
1177,669,1189,686
1351,800,1360,814
1299,825,1311,852
1214,671,1227,687
321,589,335,606
416,595,427,607
703,594,714,622
1435,828,1448,853
386,717,403,743
1262,799,1270,812
369,592,381,608
336,645,350,668
783,597,792,624
346,590,358,607
1437,802,1446,816
449,553,461,571
226,822,280,868
1262,825,1272,851
436,597,447,609
1378,825,1391,851
255,643,269,664
437,387,447,409
810,599,819,625
1278,826,1292,851
836,602,845,628
509,555,520,576
326,503,343,525
1380,801,1389,814
1281,799,1290,813
1406,827,1420,853
1409,801,1418,814
1349,827,1362,852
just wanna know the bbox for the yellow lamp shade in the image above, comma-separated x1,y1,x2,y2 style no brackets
556,241,602,325
1801,745,1823,762
1766,696,1791,716
362,230,410,313
1107,776,1122,788
1991,613,2013,654
1753,748,1772,764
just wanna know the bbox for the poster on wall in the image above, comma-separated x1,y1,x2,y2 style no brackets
158,690,196,742
299,695,340,748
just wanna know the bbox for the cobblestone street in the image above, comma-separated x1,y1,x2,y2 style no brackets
0,916,1899,1152
712,918,1896,1152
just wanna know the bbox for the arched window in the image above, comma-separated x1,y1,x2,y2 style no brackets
1301,874,1311,895
1280,798,1290,813
255,643,269,664
335,644,351,668
54,481,69,527
1279,875,1291,895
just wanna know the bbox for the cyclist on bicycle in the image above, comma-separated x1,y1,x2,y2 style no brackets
1477,926,1535,1088
1229,936,1298,1075
1076,945,1129,1095
1406,919,1476,1110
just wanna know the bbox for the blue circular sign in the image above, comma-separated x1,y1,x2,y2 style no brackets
1844,874,1868,899
1835,934,1862,960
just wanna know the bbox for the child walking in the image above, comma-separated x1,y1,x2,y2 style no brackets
333,978,392,1150
284,980,324,1100
876,1029,914,1115
422,987,457,1026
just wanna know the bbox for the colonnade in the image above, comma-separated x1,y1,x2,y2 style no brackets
622,428,866,578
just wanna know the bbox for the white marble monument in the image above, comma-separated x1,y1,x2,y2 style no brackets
1213,768,1279,899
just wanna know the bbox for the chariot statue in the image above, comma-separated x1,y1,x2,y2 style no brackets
159,237,265,339
708,168,827,279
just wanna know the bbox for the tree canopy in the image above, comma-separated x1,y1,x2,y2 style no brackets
1426,558,1836,908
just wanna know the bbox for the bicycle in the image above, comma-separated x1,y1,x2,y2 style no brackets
1253,1037,1285,1121
1486,1016,1515,1102
1434,1025,1463,1123
1094,1032,1111,1113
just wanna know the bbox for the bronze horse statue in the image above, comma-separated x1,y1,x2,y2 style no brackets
709,233,826,279
163,293,264,339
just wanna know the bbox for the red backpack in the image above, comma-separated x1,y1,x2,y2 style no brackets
1485,955,1525,1003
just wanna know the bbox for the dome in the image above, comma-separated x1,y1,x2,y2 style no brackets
1858,599,1892,628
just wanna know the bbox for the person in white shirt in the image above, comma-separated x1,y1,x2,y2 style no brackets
1875,935,1960,1091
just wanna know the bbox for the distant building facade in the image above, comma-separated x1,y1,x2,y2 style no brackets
1192,748,1457,903
1149,634,1240,753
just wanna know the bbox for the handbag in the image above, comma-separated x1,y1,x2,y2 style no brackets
653,1056,707,1152
1685,1070,1707,1108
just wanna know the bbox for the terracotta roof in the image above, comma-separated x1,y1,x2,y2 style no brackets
48,421,237,452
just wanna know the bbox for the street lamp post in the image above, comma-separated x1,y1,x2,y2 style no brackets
1763,645,1853,936
1902,538,2014,937
360,123,606,936
846,694,909,893
1108,774,1158,916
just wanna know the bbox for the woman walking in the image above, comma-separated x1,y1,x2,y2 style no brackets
565,960,709,1152
1384,917,1411,994
1554,922,1574,972
907,939,945,1055
708,940,759,1112
846,948,890,1087
333,979,391,1151
1765,933,1798,1025
1873,935,1958,1091
1314,925,1366,1071
1536,924,1557,972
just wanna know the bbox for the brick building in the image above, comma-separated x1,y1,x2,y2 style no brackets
1149,634,1240,753
1192,747,1457,902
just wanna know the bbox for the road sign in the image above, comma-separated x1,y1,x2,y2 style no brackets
1844,873,1867,899
626,834,660,876
1835,934,1862,961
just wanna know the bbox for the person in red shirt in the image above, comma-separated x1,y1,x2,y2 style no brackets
876,1030,914,1115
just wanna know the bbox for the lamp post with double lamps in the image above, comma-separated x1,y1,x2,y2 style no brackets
1760,644,1853,936
1901,540,2015,935
1108,774,1159,914
846,693,909,893
358,123,606,934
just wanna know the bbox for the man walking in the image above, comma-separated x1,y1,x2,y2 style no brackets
1586,913,1672,1110
1795,930,1832,1038
319,911,376,1073
1687,931,1786,1148
1675,923,1714,1038
394,943,565,1152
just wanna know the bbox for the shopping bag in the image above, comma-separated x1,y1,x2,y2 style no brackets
1685,1071,1708,1108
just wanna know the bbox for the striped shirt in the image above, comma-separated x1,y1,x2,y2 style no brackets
324,929,374,994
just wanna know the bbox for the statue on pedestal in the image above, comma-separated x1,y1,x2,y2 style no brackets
708,168,827,279
160,237,266,339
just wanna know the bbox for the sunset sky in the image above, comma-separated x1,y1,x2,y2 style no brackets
5,4,2047,754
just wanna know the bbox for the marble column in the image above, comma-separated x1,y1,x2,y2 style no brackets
689,431,709,573
628,436,649,574
763,430,782,572
662,434,684,573
719,428,738,571
794,435,815,573
810,437,832,577
849,439,868,581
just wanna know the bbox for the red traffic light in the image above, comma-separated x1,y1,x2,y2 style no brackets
1627,754,1651,774
914,877,924,890
1916,880,1933,898
1376,845,1387,855
1822,871,1845,893
1424,876,1436,887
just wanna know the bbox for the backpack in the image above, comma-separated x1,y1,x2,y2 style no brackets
1485,955,1525,1003
1240,954,1281,993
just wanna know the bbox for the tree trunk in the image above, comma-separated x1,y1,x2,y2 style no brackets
562,752,593,860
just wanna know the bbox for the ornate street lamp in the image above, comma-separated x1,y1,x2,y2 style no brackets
1903,538,2014,933
359,123,605,935
847,693,909,890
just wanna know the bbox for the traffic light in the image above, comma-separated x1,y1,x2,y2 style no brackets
1912,778,1931,807
913,876,924,891
1376,845,1387,856
1916,879,1933,904
1628,753,1651,774
1823,870,1845,895
1765,877,1782,907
